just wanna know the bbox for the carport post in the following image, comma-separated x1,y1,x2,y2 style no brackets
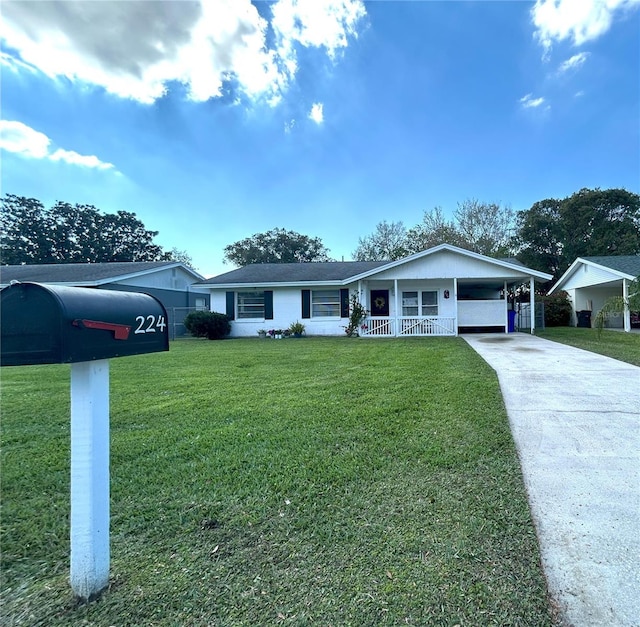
70,359,110,599
530,277,535,334
623,278,631,332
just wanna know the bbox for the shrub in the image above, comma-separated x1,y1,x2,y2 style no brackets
184,311,231,340
541,291,572,327
344,293,367,337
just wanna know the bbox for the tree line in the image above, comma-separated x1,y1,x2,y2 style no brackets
2,188,639,284
0,194,192,267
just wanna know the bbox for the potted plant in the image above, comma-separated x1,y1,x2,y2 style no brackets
289,321,306,338
257,329,267,339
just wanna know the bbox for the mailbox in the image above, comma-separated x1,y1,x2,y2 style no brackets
1,282,169,366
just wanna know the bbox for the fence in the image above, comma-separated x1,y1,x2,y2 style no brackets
167,306,207,340
516,302,544,331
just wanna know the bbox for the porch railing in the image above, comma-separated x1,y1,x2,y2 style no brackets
361,317,456,337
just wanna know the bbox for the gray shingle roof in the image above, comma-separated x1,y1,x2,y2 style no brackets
582,256,640,278
0,261,180,285
197,261,389,285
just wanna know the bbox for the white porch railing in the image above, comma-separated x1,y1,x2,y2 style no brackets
399,316,455,336
360,317,456,337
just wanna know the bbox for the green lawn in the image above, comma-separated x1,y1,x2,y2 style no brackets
537,327,640,366
1,338,559,626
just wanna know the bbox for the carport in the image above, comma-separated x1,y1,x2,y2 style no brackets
549,256,640,332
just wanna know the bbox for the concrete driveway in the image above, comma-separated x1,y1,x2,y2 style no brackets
463,333,640,627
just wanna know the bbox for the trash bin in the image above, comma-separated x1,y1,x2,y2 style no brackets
508,309,517,332
576,310,592,328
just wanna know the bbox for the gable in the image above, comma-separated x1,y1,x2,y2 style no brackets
367,249,538,281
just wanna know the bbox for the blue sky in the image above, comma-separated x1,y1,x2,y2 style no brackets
1,0,639,278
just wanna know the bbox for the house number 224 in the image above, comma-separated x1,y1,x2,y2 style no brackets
134,315,167,334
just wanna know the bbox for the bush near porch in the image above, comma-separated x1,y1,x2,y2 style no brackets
1,339,559,626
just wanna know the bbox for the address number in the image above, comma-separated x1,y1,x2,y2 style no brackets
134,315,167,334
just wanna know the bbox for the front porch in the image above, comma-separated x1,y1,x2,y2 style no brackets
355,277,535,338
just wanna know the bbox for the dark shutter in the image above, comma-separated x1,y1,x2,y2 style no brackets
302,290,311,319
264,291,273,320
225,291,235,320
340,289,349,318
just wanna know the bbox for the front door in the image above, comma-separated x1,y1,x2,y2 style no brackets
370,290,390,316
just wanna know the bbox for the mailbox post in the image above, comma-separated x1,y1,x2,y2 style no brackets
1,282,169,599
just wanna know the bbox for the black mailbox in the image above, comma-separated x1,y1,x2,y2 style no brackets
1,282,169,366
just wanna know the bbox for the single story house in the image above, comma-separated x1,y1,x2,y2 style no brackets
548,256,640,331
195,244,553,338
0,261,209,338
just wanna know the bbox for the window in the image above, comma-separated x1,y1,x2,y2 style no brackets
312,290,340,317
422,291,438,316
402,290,438,316
402,291,419,316
195,298,207,311
237,291,265,319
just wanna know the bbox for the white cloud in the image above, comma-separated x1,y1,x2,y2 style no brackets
0,0,367,106
532,0,640,53
558,51,590,73
0,120,114,170
309,103,324,124
519,94,546,108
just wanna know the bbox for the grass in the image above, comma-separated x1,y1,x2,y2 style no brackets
537,327,640,366
1,338,559,626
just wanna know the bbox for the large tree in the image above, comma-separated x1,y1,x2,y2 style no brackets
515,188,640,279
405,206,466,254
453,199,515,257
1,194,167,264
352,220,408,261
223,228,331,265
355,201,515,261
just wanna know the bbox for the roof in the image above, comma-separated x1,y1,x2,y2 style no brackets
196,244,552,288
579,256,640,277
549,255,640,294
0,261,204,286
197,261,389,285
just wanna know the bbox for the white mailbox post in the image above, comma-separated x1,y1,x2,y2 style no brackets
1,282,169,600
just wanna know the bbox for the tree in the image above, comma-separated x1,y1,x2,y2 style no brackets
454,199,515,257
223,228,331,265
515,188,640,279
405,207,464,254
352,221,408,261
1,194,167,264
165,247,195,269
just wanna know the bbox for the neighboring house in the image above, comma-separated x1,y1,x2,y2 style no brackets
0,261,209,338
195,244,552,337
549,256,640,332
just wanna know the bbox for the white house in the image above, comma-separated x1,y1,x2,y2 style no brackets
196,244,552,337
548,256,640,332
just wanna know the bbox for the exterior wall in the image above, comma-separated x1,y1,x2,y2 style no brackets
359,279,456,319
458,300,505,326
113,266,199,291
212,286,352,338
370,251,531,281
561,264,621,290
568,285,623,327
100,283,209,310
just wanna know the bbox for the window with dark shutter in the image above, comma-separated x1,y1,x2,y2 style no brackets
340,289,349,318
265,291,274,320
226,291,235,320
302,290,311,319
